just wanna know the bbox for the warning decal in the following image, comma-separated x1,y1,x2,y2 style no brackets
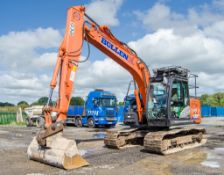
69,65,77,81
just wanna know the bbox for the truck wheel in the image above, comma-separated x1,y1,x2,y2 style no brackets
87,117,95,128
37,117,45,128
75,117,82,127
26,118,33,127
106,124,115,128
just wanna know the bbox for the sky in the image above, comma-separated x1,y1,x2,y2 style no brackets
1,0,224,104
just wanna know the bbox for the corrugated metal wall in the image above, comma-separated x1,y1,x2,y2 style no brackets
201,105,224,117
0,112,27,125
117,106,125,122
118,105,224,122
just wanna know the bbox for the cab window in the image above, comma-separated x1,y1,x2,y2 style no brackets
171,80,189,118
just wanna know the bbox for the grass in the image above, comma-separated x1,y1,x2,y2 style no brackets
0,106,18,112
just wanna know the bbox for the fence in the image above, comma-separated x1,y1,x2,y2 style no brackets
202,105,224,117
0,112,17,124
117,105,223,122
0,112,27,125
117,106,125,122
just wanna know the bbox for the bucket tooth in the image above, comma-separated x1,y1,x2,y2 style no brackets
27,133,89,170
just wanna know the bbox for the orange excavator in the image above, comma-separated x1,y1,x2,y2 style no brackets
27,6,206,170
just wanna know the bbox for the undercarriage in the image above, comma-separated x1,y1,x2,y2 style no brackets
104,126,206,154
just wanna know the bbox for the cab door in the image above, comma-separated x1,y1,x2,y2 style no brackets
170,80,190,119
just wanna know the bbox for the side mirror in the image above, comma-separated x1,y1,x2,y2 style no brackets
153,98,157,103
93,99,98,106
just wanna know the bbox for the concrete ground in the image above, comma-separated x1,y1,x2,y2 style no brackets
0,117,224,175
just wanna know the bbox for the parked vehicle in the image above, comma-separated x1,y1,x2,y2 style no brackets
24,105,44,127
124,94,136,114
66,89,118,128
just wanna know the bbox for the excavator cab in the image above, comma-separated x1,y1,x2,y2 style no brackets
124,66,201,128
115,67,206,154
146,66,201,128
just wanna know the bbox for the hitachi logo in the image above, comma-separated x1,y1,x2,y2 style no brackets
101,37,128,60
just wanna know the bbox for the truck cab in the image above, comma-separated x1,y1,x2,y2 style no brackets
84,89,117,127
66,89,118,128
123,94,137,115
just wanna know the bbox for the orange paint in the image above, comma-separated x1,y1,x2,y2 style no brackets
190,98,202,124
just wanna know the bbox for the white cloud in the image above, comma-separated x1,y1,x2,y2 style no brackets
32,52,57,68
86,0,123,26
197,72,224,95
134,2,224,36
2,27,224,103
0,27,62,70
0,58,132,103
0,28,62,103
128,29,224,95
0,26,132,104
131,1,224,96
74,58,131,101
128,29,224,72
0,72,50,103
204,21,224,41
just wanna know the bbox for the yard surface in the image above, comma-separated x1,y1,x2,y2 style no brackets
0,117,224,175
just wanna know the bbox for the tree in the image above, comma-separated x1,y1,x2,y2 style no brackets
211,93,224,106
32,96,49,105
17,101,29,109
0,102,15,107
38,97,48,105
200,94,210,105
70,97,85,106
118,101,124,106
200,92,224,107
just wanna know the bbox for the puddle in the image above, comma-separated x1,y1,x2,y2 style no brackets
201,161,220,168
200,147,224,169
214,147,224,153
79,149,88,156
92,133,106,139
176,147,223,169
79,149,98,156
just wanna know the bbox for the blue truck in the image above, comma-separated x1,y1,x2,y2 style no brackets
66,89,118,127
124,94,136,113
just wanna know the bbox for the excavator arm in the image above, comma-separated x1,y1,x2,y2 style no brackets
46,6,150,127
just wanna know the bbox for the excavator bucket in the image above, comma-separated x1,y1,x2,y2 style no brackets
27,133,89,170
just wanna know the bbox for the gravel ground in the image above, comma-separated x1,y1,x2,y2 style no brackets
0,117,224,175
